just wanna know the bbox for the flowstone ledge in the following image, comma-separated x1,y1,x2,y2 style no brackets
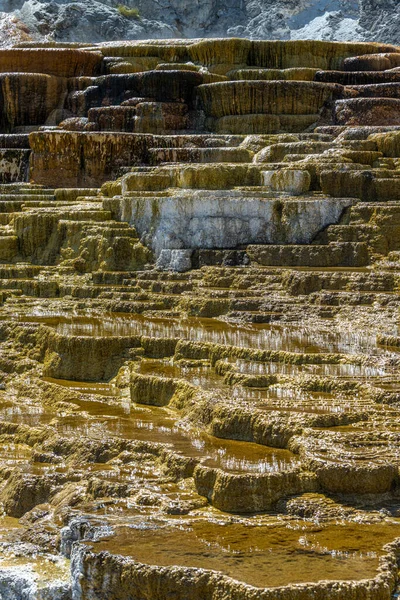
1,37,400,600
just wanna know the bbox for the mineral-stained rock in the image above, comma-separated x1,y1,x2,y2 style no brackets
193,464,317,512
67,71,203,117
248,39,400,69
263,169,312,195
0,37,400,600
156,249,193,272
316,69,400,85
208,113,321,134
87,106,137,132
335,98,400,125
39,327,142,381
0,48,102,77
229,67,320,81
104,189,355,256
135,101,190,133
198,81,344,118
0,148,29,181
342,52,400,71
0,73,66,131
29,131,152,187
347,83,400,98
0,470,60,517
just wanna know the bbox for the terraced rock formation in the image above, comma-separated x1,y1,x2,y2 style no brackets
2,38,400,599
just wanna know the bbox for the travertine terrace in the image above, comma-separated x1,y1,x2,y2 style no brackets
1,38,400,599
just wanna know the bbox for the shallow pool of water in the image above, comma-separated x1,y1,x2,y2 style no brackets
92,519,400,589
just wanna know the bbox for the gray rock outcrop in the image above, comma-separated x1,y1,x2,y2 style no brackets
0,0,398,48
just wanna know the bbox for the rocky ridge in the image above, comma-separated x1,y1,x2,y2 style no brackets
0,0,399,45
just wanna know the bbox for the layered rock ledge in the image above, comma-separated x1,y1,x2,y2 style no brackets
0,38,399,600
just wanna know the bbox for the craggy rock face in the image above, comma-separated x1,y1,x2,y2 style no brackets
0,0,398,46
1,37,400,600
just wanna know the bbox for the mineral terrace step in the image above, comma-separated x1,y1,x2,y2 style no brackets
54,188,100,201
321,171,400,201
0,186,54,193
322,224,380,244
315,290,398,306
226,311,283,323
91,271,140,285
148,147,254,164
247,243,369,268
284,270,399,295
0,194,55,201
0,236,19,261
0,265,42,278
149,134,246,148
0,201,26,213
29,210,112,222
3,40,400,600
